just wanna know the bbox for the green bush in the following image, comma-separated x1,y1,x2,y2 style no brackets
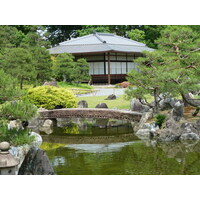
0,100,38,121
27,85,77,110
155,114,166,128
0,125,35,146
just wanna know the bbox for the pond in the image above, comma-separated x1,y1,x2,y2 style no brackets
38,118,200,175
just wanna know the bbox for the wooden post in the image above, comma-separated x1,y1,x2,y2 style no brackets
104,53,106,75
107,52,111,85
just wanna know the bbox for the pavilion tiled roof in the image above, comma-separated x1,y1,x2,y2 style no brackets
49,32,154,54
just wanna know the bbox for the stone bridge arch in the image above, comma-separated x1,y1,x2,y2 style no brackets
39,108,142,122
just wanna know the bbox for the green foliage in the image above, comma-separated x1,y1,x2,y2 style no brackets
30,47,52,84
54,54,90,84
0,69,24,103
44,25,82,46
53,53,75,82
77,25,110,36
58,82,93,89
155,114,166,128
0,26,25,51
125,50,165,111
64,123,79,134
155,26,200,96
27,85,77,109
0,125,35,146
70,58,90,84
0,26,53,88
0,47,36,89
127,29,145,43
0,100,38,121
126,26,200,111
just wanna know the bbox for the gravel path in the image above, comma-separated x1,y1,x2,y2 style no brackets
78,87,126,97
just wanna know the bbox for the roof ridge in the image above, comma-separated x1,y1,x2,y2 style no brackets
59,34,94,45
94,32,106,43
95,32,114,36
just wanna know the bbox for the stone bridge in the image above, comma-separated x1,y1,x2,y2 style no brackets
39,108,142,122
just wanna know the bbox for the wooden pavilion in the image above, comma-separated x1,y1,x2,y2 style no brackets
49,32,153,84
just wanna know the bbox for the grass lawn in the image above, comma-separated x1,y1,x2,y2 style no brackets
77,94,154,110
58,82,93,89
77,95,130,110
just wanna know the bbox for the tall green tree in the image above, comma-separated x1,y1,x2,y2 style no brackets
126,25,200,113
0,26,25,52
0,48,36,89
156,26,200,97
125,50,165,112
54,53,75,82
0,69,23,103
20,32,53,84
70,58,90,84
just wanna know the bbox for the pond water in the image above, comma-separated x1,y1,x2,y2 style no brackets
38,118,200,175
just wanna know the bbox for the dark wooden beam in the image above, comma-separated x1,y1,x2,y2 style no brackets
104,53,106,75
107,52,111,85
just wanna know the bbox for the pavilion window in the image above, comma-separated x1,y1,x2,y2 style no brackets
110,62,116,74
122,63,126,74
89,63,94,75
116,62,122,74
128,62,135,72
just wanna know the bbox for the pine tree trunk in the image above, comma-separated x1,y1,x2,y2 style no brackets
154,88,159,113
20,77,23,90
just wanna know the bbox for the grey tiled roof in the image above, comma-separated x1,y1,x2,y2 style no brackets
49,32,154,54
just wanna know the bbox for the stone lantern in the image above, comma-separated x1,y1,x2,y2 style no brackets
0,142,19,175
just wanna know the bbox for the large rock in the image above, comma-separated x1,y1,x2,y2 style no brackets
159,97,177,110
172,101,184,121
136,129,151,138
8,120,23,130
43,80,58,87
180,122,199,135
18,147,54,175
28,118,44,128
164,117,178,129
180,133,200,141
78,100,88,108
105,94,117,100
39,126,53,135
130,99,150,113
95,103,108,109
43,119,53,127
130,99,143,112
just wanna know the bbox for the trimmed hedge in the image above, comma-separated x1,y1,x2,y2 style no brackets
27,86,77,110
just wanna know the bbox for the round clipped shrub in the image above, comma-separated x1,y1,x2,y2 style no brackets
27,86,77,110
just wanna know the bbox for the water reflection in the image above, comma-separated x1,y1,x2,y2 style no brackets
65,141,138,153
38,118,200,175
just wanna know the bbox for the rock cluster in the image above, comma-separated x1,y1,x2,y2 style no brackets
155,118,200,142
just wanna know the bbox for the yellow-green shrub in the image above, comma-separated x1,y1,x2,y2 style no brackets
27,86,77,110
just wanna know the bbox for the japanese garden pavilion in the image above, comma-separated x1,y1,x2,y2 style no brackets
49,32,153,84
